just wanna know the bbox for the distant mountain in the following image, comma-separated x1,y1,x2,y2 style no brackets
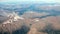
0,3,60,15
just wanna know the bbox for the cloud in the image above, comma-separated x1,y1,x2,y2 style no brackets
0,11,26,34
34,5,60,11
0,0,60,3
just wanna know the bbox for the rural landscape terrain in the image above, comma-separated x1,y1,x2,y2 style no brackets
0,3,60,34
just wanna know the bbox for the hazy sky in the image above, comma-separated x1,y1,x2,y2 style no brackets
0,0,60,3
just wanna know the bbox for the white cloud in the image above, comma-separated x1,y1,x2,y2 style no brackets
0,0,60,3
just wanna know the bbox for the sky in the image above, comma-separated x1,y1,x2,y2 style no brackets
0,0,60,3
